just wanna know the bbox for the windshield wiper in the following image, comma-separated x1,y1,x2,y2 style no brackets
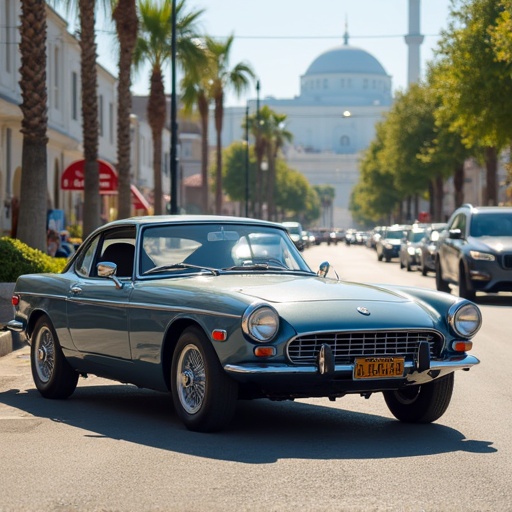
143,263,218,276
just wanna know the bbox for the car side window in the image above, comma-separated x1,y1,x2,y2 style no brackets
75,236,100,278
450,213,466,235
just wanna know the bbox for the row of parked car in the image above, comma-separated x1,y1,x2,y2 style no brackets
368,204,512,301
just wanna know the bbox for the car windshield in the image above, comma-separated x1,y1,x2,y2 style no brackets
410,231,425,242
139,223,312,275
386,230,404,240
470,213,512,237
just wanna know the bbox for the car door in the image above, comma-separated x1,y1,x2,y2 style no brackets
443,213,466,281
66,228,135,360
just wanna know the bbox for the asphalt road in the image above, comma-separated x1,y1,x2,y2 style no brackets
0,243,510,512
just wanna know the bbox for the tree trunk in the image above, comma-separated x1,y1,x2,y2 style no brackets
79,0,100,238
114,0,138,220
17,0,48,251
214,94,224,214
434,175,445,222
484,146,498,206
198,93,209,213
147,69,166,215
453,163,464,208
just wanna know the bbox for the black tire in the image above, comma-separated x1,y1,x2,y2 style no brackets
399,256,405,269
435,258,450,293
458,264,476,301
383,373,454,423
31,316,78,399
377,251,383,262
420,255,428,276
171,326,238,432
406,258,412,272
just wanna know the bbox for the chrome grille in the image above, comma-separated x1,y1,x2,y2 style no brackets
287,330,443,364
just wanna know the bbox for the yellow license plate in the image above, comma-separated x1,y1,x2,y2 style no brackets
354,357,405,379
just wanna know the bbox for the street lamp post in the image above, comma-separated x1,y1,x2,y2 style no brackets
169,0,178,214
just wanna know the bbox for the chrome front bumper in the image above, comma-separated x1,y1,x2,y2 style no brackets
224,354,480,385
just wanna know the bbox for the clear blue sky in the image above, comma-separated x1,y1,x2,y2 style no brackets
93,0,453,106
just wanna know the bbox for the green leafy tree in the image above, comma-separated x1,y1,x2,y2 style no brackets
313,185,335,227
434,0,512,205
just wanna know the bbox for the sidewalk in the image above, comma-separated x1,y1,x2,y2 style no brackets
0,283,20,357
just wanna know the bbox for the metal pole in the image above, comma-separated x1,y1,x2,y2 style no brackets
245,104,249,217
169,0,178,214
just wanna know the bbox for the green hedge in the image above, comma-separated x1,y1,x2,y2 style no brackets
0,237,67,282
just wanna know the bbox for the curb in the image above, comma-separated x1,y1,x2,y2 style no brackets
0,283,18,358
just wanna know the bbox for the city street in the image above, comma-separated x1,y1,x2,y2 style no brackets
0,243,510,512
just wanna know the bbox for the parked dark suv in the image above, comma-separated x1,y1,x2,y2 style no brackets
436,204,512,300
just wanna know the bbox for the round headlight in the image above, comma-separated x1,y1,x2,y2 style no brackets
449,302,482,338
242,303,279,342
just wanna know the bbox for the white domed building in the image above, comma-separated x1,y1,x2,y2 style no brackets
215,33,393,228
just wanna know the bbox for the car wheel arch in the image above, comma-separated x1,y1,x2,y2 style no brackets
26,309,50,341
161,317,207,391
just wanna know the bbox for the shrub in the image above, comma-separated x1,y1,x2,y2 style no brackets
0,237,67,282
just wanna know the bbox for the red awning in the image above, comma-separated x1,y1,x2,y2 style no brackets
61,159,118,192
130,184,150,211
61,159,150,212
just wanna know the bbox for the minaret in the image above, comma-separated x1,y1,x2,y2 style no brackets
404,0,424,85
343,16,349,45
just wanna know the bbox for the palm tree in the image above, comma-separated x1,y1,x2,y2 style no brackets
50,0,103,237
112,0,139,220
17,0,49,251
206,35,255,215
134,0,204,215
181,43,213,214
265,111,292,221
79,0,101,237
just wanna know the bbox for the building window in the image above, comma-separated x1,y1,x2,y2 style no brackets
99,95,104,137
363,79,368,89
71,72,78,120
340,79,345,88
340,135,350,146
323,79,328,89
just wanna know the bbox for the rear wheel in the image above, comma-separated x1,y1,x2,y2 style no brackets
383,373,454,423
435,258,450,293
171,326,238,432
31,316,78,399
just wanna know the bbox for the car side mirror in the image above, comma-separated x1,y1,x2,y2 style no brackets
448,229,462,240
97,261,123,289
318,261,330,278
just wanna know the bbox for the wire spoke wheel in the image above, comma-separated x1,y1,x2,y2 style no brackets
34,324,56,384
176,344,206,414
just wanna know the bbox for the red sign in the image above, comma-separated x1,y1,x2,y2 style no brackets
61,159,149,212
61,159,118,192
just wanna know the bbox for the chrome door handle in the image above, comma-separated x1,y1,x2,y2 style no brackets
70,286,82,295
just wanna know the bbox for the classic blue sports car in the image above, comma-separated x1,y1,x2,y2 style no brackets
6,216,482,432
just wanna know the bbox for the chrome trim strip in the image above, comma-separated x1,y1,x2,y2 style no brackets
224,354,480,375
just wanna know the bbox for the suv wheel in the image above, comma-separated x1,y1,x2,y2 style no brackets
435,258,450,293
458,263,476,301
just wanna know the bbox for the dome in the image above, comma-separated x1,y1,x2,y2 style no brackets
305,45,388,76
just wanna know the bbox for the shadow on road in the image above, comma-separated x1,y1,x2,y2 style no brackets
0,384,496,463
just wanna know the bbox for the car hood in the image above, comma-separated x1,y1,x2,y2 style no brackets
469,236,512,252
221,275,438,331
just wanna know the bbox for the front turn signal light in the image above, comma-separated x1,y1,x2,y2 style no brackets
452,341,473,352
254,346,276,357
